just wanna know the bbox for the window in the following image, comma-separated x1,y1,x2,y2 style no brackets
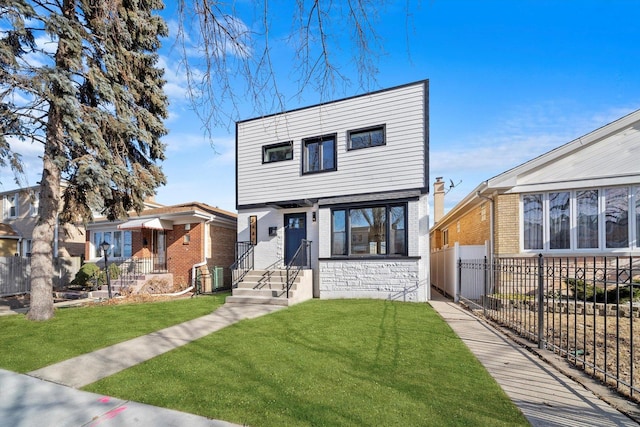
636,187,640,247
577,190,598,249
263,141,293,163
442,229,449,247
348,125,385,150
23,239,32,257
605,187,628,248
523,194,543,250
93,230,133,258
549,192,570,249
4,193,19,218
29,192,39,217
522,186,640,252
303,134,336,174
331,203,407,256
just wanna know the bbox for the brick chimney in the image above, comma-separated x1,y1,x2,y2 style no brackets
433,177,445,224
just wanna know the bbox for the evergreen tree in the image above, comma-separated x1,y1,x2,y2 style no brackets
0,0,168,320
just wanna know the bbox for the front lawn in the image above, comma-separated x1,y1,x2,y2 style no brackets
0,294,226,372
85,299,528,426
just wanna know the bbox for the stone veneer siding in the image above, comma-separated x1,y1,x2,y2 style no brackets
319,259,422,301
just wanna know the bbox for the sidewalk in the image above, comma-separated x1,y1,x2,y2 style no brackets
2,296,639,426
1,302,284,427
429,290,639,426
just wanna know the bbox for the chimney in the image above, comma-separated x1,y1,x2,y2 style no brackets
433,177,445,223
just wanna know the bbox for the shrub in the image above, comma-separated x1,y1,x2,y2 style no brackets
70,263,101,290
565,278,640,304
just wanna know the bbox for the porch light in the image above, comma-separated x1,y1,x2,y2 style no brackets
100,241,112,299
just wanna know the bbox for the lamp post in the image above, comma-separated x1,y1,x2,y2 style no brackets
100,240,112,299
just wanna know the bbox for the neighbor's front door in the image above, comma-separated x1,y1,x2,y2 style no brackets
284,213,306,265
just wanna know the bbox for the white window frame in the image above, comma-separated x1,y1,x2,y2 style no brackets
4,193,19,219
520,185,639,253
29,192,39,217
92,229,133,259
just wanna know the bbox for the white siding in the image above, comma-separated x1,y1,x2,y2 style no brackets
237,81,427,207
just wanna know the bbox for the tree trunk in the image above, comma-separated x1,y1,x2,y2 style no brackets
26,112,63,322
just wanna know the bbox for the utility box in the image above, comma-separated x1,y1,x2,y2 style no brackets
211,266,224,290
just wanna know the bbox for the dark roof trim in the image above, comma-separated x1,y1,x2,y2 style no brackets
236,79,429,124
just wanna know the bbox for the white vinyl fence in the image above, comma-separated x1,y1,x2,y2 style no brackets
430,242,488,301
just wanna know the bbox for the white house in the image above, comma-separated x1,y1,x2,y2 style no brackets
233,80,430,303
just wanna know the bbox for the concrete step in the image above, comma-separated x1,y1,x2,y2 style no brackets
225,295,290,306
235,281,298,291
232,288,294,298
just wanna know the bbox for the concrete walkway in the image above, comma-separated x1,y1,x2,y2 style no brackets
1,302,284,427
2,296,639,426
429,290,639,426
28,303,284,388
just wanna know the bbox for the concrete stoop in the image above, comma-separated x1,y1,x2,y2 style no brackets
227,269,313,306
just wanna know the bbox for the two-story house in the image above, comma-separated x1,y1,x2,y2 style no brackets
0,185,85,258
233,80,430,303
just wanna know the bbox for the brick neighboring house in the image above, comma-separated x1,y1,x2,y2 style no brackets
430,109,640,295
85,201,237,291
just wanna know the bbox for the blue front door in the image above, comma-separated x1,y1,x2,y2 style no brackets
284,213,307,265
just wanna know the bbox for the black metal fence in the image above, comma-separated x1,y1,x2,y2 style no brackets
459,255,639,403
231,242,254,287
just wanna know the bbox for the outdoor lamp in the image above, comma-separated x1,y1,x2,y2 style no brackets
100,241,112,299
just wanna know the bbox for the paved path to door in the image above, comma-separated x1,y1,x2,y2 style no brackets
29,303,285,388
429,290,639,426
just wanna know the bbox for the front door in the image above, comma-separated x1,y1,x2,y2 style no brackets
153,230,167,271
284,213,307,265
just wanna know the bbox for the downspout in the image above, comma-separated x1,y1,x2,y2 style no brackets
476,191,494,294
475,191,494,262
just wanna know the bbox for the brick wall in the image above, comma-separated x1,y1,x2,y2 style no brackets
495,194,519,255
208,223,236,287
167,223,203,287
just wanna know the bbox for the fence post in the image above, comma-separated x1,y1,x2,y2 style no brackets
456,258,461,303
537,253,544,349
483,256,488,317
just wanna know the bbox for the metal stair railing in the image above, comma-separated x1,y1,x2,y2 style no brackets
230,241,254,288
286,239,311,298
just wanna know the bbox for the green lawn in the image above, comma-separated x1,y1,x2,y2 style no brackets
0,294,226,372
83,299,528,426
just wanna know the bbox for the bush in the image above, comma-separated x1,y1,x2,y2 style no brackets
70,262,121,290
565,278,640,304
70,263,102,290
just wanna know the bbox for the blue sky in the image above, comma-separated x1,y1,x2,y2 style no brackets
3,1,640,219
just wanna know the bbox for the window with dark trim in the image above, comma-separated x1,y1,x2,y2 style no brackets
348,125,385,150
303,134,336,174
263,141,293,163
331,203,407,256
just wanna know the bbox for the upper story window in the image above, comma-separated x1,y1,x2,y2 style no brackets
263,141,293,163
29,192,39,217
303,134,336,174
3,193,19,219
522,185,639,252
348,125,386,150
331,203,407,257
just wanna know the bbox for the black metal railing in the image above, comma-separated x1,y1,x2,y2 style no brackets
230,242,254,288
458,255,640,403
286,239,311,298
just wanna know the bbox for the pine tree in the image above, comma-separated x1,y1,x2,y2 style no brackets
0,0,168,320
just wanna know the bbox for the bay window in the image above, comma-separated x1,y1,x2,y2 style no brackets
522,186,639,252
331,203,407,256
